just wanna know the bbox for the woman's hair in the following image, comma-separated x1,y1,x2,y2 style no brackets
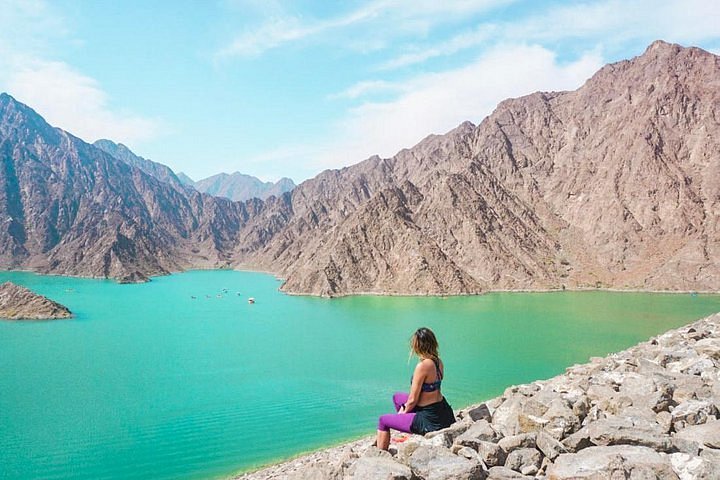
410,327,440,360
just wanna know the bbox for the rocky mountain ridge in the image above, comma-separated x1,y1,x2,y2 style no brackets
0,40,718,296
0,281,71,319
229,40,720,295
0,93,260,282
191,172,295,202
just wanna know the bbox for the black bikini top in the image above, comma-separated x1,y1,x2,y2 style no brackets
411,358,443,392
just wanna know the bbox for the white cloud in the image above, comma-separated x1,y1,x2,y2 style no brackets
255,44,603,178
325,44,602,165
328,80,403,100
383,0,720,69
0,0,163,146
1,58,163,144
216,0,514,59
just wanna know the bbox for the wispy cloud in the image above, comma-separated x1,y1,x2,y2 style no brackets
3,59,163,144
255,44,603,179
216,0,515,59
0,0,164,146
382,0,720,69
327,80,403,100
324,44,603,167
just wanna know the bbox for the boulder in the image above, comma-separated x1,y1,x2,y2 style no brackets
673,420,720,450
460,404,493,422
475,441,507,468
585,414,673,451
542,398,580,439
486,466,533,479
671,400,718,430
409,445,485,480
561,428,593,453
504,448,541,474
497,433,536,453
669,453,720,480
547,445,679,479
345,456,412,480
491,395,526,437
536,431,568,461
453,420,499,449
426,421,472,447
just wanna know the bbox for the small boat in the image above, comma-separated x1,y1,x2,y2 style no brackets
248,297,255,304
217,294,223,298
222,288,228,293
236,292,242,296
190,296,196,299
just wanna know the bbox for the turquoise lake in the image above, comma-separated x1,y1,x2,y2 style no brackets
1,270,719,480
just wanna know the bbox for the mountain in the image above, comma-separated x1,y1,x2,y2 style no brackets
93,139,186,190
0,93,259,282
192,172,296,202
1,41,718,295
0,281,72,319
229,40,720,296
176,172,195,186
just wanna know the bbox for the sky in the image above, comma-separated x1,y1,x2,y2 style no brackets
0,1,719,183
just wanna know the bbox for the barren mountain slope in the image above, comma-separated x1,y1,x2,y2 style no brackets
193,172,295,202
234,41,720,295
0,94,257,281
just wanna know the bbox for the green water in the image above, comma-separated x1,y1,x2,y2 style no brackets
1,270,718,480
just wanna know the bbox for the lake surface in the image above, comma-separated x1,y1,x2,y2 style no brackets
1,270,719,480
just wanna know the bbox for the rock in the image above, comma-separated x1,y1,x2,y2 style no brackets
497,433,536,453
475,441,507,468
585,414,673,451
345,456,412,480
671,400,718,430
504,448,541,473
542,398,580,439
536,431,568,461
425,421,472,445
699,448,720,462
561,428,593,453
395,437,424,465
0,282,72,320
408,445,485,480
486,466,533,479
460,404,493,422
491,395,525,437
656,410,673,433
669,453,720,480
547,445,679,479
454,420,499,449
673,420,720,450
363,446,393,458
286,464,340,480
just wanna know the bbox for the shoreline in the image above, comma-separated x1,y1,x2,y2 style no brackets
1,268,717,298
232,311,720,479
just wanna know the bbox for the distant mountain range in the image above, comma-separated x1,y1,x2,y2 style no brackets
0,40,718,295
182,172,295,202
94,139,295,202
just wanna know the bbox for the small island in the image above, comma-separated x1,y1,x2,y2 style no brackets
0,282,72,320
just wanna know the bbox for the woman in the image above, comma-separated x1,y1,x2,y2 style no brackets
376,327,455,450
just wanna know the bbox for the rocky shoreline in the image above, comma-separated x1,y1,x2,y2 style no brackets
235,312,720,479
0,282,72,320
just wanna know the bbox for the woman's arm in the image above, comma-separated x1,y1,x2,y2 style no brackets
401,361,427,413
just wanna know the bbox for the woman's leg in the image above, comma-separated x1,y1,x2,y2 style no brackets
376,412,416,450
393,392,409,412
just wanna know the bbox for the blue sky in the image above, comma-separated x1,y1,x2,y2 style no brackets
1,0,719,183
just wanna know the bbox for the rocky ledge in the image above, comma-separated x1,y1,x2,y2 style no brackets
237,312,720,479
0,282,72,320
